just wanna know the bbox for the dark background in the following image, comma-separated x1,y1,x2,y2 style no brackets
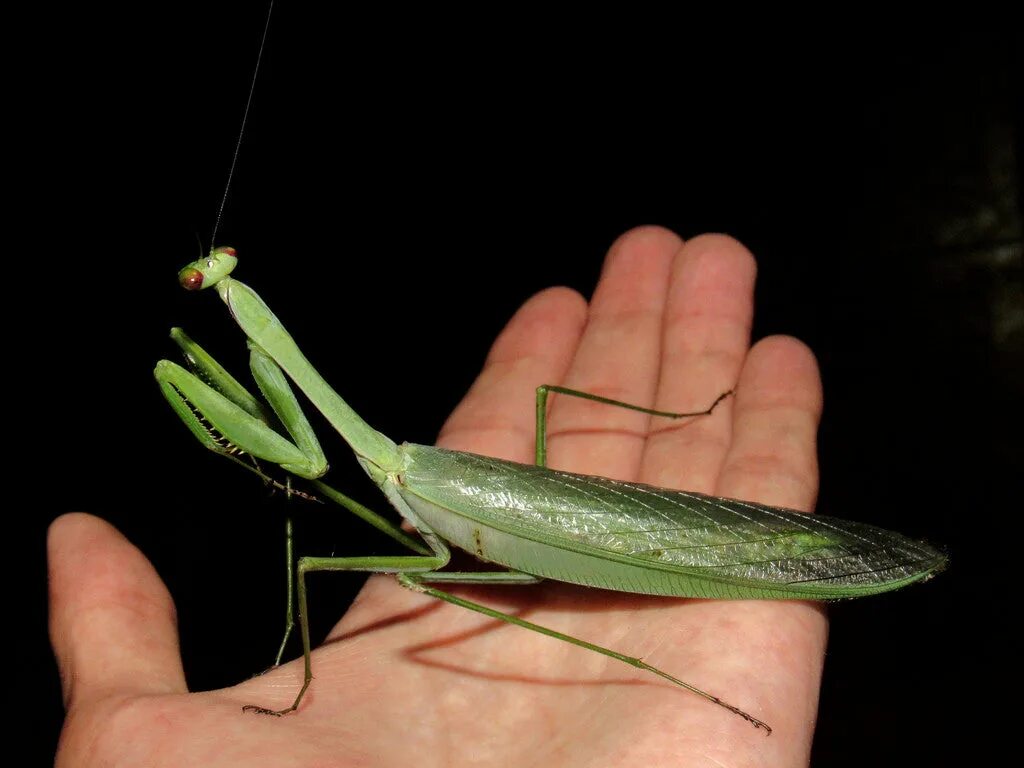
26,5,1018,765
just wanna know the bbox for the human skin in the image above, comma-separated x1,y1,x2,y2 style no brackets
50,227,826,767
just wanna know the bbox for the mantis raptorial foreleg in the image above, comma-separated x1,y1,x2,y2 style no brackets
157,327,427,554
156,328,326,480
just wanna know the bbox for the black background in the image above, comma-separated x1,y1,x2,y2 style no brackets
25,5,1018,765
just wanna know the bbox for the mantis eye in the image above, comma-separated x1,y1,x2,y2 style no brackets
179,267,204,290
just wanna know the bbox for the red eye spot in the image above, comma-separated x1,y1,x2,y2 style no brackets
214,246,236,256
178,268,204,290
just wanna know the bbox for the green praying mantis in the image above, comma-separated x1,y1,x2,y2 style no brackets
155,246,946,735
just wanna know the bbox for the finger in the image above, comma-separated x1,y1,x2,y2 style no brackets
640,234,757,491
437,286,587,463
716,335,823,510
712,336,826,753
545,226,682,478
48,513,186,708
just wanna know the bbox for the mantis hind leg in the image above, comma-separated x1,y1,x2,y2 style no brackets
397,572,770,733
533,385,733,467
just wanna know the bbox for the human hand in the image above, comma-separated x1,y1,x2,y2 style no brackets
51,227,824,766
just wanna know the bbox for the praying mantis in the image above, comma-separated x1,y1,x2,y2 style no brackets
155,246,946,735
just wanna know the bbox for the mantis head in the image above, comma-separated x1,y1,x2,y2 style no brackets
179,246,238,290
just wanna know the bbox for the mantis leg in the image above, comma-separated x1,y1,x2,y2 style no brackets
533,385,733,467
525,386,771,730
155,328,326,478
311,480,430,556
243,550,452,716
271,487,431,665
397,572,770,733
275,516,296,666
159,329,418,560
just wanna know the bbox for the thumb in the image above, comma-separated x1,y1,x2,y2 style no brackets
48,513,187,709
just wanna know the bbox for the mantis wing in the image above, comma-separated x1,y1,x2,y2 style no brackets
398,444,947,600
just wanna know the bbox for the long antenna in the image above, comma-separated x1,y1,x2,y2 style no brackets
210,0,275,250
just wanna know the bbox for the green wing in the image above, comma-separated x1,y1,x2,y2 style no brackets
401,445,947,599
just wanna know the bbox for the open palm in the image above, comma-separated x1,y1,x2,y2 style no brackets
51,228,825,767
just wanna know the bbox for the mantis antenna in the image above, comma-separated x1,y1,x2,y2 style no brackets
209,0,275,250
